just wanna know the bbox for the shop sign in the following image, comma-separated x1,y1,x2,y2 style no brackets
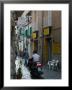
44,28,49,36
32,33,36,39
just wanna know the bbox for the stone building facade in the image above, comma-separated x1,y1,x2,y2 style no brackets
17,11,61,65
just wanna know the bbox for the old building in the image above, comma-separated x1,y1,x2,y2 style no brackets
11,11,23,78
17,11,32,58
16,11,61,65
31,11,61,64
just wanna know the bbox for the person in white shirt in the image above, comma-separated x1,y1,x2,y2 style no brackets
32,50,40,62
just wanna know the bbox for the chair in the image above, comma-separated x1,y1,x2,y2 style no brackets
48,59,59,70
54,60,59,71
50,61,55,70
48,61,52,70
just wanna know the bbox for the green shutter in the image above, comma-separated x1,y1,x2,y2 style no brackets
24,31,26,37
26,30,27,37
25,27,32,38
27,29,29,37
24,30,28,37
21,30,24,35
30,27,32,36
23,31,25,37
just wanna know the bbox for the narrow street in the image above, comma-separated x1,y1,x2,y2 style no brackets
41,65,61,79
11,11,61,79
15,56,61,79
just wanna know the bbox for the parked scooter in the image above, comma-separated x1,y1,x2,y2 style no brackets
28,58,43,79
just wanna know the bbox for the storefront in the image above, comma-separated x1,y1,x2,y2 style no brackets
31,31,38,52
42,27,52,64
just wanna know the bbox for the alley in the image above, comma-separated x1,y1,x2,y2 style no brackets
41,65,61,79
11,11,61,79
14,56,61,79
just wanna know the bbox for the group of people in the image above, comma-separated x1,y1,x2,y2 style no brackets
23,48,40,67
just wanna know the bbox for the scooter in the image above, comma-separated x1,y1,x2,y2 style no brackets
28,58,43,79
35,61,43,73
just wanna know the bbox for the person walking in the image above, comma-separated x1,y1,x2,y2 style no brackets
23,48,29,66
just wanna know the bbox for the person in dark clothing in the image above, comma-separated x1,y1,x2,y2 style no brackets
23,48,29,66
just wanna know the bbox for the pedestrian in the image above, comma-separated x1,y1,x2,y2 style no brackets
23,48,29,66
32,50,40,63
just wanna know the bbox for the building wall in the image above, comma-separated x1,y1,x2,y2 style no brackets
32,11,36,32
32,11,43,62
43,11,48,27
28,23,32,58
32,11,61,64
11,12,17,78
17,11,61,64
52,11,61,30
52,11,61,61
52,11,61,43
37,11,43,59
17,11,32,58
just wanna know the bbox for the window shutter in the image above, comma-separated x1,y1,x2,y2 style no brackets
30,27,32,36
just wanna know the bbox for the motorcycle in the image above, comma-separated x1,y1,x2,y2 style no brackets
28,58,43,79
36,61,43,72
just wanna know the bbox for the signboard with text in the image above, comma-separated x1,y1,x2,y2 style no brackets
43,27,49,36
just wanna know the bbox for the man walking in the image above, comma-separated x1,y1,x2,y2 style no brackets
23,48,29,66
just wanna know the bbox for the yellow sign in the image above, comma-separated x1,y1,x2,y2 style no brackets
32,33,36,39
44,28,49,35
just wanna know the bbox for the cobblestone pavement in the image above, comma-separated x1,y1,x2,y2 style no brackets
41,64,61,79
15,56,61,79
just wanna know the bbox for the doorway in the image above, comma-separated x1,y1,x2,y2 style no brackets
33,40,38,51
43,37,52,64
